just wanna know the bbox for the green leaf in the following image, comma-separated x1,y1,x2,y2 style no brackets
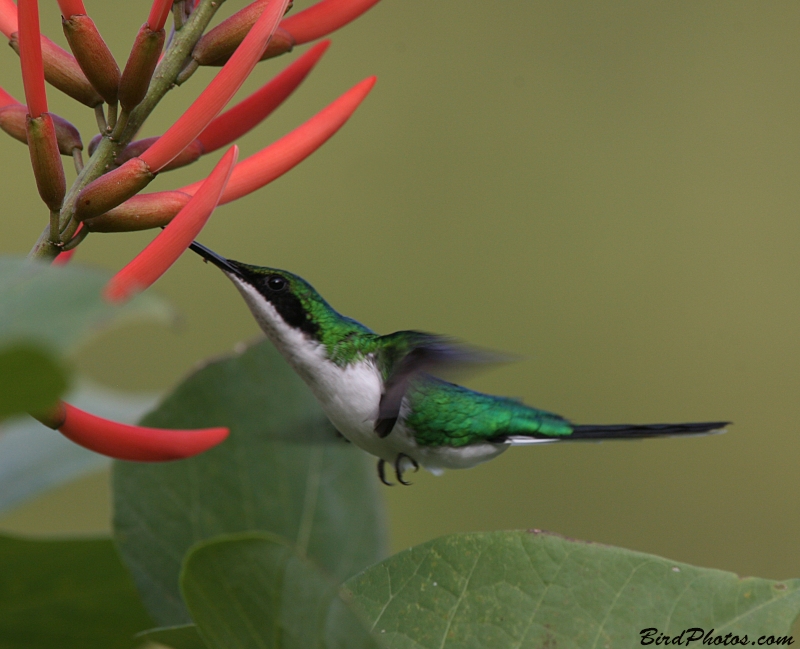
343,530,800,648
0,381,159,515
180,533,381,649
0,257,171,353
137,625,208,649
113,340,388,626
0,534,153,649
0,257,171,420
0,343,68,420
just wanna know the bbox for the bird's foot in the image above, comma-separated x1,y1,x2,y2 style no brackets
377,459,394,486
394,453,420,486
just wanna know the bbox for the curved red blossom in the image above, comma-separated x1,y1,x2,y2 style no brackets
186,76,376,204
56,0,86,18
140,0,290,172
18,0,47,117
0,0,17,38
87,76,376,231
147,0,173,31
0,85,19,107
56,401,229,461
281,0,381,45
197,39,330,153
104,146,239,302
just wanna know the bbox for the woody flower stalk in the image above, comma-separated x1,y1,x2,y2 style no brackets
1,0,382,460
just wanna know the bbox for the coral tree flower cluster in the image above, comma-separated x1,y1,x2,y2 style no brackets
1,0,381,461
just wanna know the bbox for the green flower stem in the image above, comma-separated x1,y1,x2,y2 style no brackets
27,0,225,262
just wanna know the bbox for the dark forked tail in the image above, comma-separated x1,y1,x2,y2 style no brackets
507,421,729,445
569,421,729,440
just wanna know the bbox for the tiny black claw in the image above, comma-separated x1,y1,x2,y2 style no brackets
377,459,394,486
394,453,418,486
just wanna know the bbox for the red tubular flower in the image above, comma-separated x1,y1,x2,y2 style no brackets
197,40,330,153
84,77,375,231
44,401,229,461
116,41,329,169
281,0,381,45
187,76,376,204
140,0,290,173
56,0,86,18
18,0,47,118
104,146,239,303
0,85,20,107
147,0,173,32
0,0,17,38
52,246,77,265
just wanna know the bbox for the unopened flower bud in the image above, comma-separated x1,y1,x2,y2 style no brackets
117,137,204,171
62,14,120,104
10,33,103,107
193,1,294,66
84,191,192,232
119,23,165,112
0,104,82,155
75,157,154,220
26,113,66,212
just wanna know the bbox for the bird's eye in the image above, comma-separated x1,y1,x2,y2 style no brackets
267,276,287,291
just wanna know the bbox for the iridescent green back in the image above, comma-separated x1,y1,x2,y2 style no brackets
404,377,574,447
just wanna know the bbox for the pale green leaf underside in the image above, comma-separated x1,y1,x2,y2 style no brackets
343,530,800,649
0,256,172,354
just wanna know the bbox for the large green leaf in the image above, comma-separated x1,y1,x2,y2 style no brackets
0,534,153,649
343,530,800,648
113,340,388,626
180,533,381,649
137,625,208,649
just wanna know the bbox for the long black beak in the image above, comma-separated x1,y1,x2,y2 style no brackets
188,240,242,276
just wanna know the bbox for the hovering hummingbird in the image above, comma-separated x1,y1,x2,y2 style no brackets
189,241,727,486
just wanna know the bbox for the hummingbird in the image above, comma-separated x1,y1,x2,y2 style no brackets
189,241,728,486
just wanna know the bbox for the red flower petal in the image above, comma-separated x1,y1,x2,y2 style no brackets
139,0,290,172
183,76,376,204
147,0,173,31
0,85,20,106
56,0,86,18
58,401,229,461
104,146,239,303
0,0,17,38
52,247,77,265
197,40,330,153
281,0,381,44
18,0,47,117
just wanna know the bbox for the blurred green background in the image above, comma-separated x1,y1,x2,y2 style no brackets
1,1,798,582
